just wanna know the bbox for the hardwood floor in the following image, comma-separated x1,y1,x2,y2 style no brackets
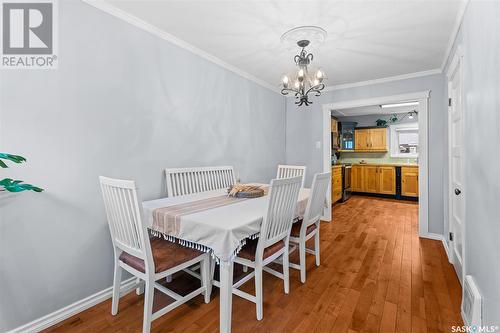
44,196,462,333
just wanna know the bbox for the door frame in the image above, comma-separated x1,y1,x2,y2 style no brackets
446,46,465,283
321,91,430,237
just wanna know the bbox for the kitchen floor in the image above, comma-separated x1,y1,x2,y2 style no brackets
44,195,462,333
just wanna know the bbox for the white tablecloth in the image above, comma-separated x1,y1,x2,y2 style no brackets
142,185,310,262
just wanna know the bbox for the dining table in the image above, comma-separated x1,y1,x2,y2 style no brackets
142,183,310,333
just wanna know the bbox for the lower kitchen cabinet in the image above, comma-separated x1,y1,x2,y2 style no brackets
351,165,363,192
363,166,379,193
332,166,343,203
379,166,396,195
351,165,398,196
401,166,419,197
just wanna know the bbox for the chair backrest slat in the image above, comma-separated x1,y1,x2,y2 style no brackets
277,164,306,188
99,176,151,261
165,166,236,197
258,176,302,250
302,172,331,231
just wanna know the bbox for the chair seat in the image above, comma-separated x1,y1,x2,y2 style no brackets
290,219,317,238
238,238,285,262
119,238,202,274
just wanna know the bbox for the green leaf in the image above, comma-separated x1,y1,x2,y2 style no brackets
0,153,27,167
0,178,44,193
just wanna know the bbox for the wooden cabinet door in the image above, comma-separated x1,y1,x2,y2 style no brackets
332,167,343,203
331,118,338,132
355,129,370,150
363,166,379,193
369,128,387,150
401,167,419,197
351,166,363,192
378,166,396,195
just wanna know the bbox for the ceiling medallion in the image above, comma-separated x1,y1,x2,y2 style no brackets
280,26,327,107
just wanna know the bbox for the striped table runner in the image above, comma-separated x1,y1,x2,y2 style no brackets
152,195,248,237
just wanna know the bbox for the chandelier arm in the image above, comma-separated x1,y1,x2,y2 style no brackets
304,83,325,96
281,88,300,95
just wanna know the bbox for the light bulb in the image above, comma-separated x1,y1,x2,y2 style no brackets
294,80,300,89
313,79,319,86
316,69,324,83
282,75,289,88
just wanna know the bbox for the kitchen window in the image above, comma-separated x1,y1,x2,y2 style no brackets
390,123,419,158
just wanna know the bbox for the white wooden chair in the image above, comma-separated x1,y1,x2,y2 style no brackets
99,176,211,333
164,166,236,282
232,176,303,320
288,172,330,283
164,166,236,197
276,164,306,188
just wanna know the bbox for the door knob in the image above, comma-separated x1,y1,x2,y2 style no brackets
454,188,461,195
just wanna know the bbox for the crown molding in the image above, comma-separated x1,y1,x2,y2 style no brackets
82,0,280,93
322,69,442,92
440,0,470,71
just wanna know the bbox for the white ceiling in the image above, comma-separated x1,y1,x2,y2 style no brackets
100,0,464,89
332,103,419,117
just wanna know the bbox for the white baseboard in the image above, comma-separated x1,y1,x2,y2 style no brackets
420,232,452,263
7,277,138,333
420,232,443,241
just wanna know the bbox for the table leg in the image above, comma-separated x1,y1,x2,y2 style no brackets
219,260,234,333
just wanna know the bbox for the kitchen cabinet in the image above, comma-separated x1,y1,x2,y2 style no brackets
363,166,379,193
331,118,338,132
378,166,396,195
401,166,419,197
354,130,370,150
351,165,363,192
332,166,342,203
369,128,387,150
351,165,396,195
353,128,387,151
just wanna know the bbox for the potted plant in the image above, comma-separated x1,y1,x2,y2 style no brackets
0,153,43,192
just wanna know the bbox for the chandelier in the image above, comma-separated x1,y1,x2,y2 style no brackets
280,28,327,106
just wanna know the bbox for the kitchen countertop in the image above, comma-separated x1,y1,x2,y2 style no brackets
349,163,419,167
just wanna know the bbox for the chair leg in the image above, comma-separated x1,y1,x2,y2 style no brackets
143,278,154,333
255,264,263,320
299,241,306,283
210,257,216,287
283,247,290,294
201,255,211,303
111,260,122,315
136,278,144,295
314,230,321,267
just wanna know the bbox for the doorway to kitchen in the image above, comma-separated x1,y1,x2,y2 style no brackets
321,91,430,238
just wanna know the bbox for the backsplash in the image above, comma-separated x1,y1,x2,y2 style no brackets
336,152,418,165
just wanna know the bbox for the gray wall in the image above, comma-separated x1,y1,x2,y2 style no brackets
443,1,500,325
0,2,284,331
285,74,447,235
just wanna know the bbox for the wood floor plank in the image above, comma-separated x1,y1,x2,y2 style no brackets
43,196,462,333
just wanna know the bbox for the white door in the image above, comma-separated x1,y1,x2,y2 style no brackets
448,53,464,284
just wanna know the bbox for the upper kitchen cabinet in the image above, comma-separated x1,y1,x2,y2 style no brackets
354,128,387,152
369,128,387,150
